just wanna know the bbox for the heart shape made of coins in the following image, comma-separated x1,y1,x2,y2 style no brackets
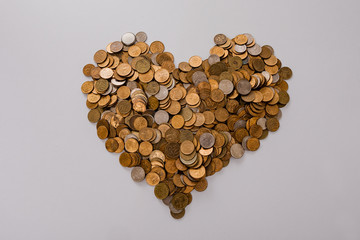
81,31,292,219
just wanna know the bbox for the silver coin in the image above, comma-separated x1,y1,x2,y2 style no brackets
101,110,113,120
233,119,246,130
167,76,176,90
261,71,271,81
155,85,168,100
275,109,282,120
222,131,232,143
110,84,118,94
247,44,261,56
219,79,234,95
124,133,139,142
180,152,198,166
135,31,147,42
237,107,244,115
236,79,252,95
234,44,246,53
169,203,183,213
151,53,159,65
151,129,162,144
162,195,173,206
208,54,220,65
257,118,267,130
130,88,143,95
192,71,208,86
154,110,169,125
242,56,249,65
272,73,280,83
230,143,245,159
127,56,133,65
242,136,251,150
121,32,136,46
126,81,137,91
244,33,254,45
253,74,262,89
101,83,112,95
131,166,145,182
111,78,126,87
199,132,215,148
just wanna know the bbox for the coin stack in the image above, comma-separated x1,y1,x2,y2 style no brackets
81,31,292,219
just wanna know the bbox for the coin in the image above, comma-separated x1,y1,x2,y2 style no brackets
170,209,185,219
94,50,107,63
135,59,151,73
189,56,202,68
146,172,160,186
139,141,153,156
199,133,215,148
150,41,165,53
279,67,292,80
230,143,245,159
171,115,185,129
154,182,170,199
246,137,260,151
171,193,188,210
195,177,208,192
218,79,234,95
135,31,148,42
87,109,101,123
236,79,252,95
83,64,95,76
121,32,136,45
154,110,169,124
266,118,280,132
131,166,145,182
214,33,227,45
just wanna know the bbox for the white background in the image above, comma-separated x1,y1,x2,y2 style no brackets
1,0,360,239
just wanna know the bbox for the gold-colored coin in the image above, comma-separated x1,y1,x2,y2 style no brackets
146,172,160,186
188,56,202,68
246,137,260,151
125,138,139,153
139,141,153,156
149,41,165,53
171,115,185,129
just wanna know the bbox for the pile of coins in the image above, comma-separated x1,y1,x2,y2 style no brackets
81,31,292,219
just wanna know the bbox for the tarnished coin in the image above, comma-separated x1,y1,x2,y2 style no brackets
214,33,227,45
110,41,123,53
279,67,292,80
135,31,148,42
154,182,170,199
154,110,169,124
131,166,145,182
230,143,245,159
170,209,185,219
219,79,234,95
236,79,252,95
171,193,188,210
199,133,215,148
